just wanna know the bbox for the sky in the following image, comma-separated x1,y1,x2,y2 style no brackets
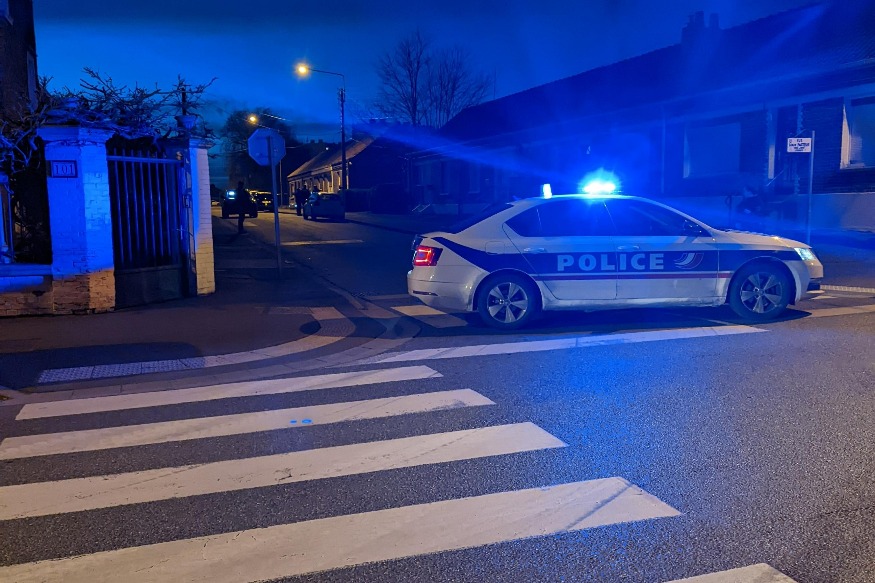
33,0,816,142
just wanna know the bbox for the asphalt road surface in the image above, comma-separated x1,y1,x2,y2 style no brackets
1,211,872,582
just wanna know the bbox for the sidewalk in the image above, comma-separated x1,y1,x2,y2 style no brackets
0,220,361,392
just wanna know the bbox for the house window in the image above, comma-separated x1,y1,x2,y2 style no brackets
683,122,740,177
841,97,875,168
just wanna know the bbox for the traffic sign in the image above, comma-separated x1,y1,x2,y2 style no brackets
248,128,286,167
787,137,812,153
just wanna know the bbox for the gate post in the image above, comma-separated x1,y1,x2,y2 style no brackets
167,137,215,296
37,125,116,313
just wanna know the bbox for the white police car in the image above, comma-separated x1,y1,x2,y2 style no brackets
407,193,823,329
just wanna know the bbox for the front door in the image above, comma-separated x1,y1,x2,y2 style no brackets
503,198,617,300
604,199,720,300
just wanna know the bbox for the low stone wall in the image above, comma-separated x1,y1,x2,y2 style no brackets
0,266,54,317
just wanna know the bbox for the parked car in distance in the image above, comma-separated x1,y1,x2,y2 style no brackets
407,192,824,329
250,190,275,212
221,189,258,219
303,192,345,221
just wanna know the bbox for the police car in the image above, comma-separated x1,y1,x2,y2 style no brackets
407,193,823,329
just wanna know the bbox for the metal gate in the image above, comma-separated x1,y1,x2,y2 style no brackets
107,147,187,308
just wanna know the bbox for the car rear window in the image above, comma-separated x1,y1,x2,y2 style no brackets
443,203,513,234
319,194,340,201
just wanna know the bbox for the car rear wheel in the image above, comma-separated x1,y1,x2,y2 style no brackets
729,263,791,321
477,273,539,330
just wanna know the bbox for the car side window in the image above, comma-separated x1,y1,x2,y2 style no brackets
506,200,614,238
605,199,689,236
539,199,613,237
505,208,541,237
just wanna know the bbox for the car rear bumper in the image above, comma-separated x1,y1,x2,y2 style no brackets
407,272,472,312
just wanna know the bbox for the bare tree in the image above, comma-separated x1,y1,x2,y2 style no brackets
424,46,492,128
375,30,430,126
375,32,492,128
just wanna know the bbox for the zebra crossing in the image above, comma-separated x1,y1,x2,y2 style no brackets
0,364,795,582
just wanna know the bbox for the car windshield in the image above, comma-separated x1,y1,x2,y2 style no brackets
442,203,513,234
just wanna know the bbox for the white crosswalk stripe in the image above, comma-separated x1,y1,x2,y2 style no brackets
0,362,690,581
390,304,469,328
0,479,678,583
0,423,564,520
362,325,765,364
16,365,441,420
665,563,798,582
0,389,494,459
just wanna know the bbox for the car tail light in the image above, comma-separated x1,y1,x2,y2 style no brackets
413,245,442,267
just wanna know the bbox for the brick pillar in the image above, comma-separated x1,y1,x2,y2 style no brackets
37,126,116,314
167,138,215,296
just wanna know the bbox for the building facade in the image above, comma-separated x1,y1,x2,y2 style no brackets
0,0,38,118
411,2,875,233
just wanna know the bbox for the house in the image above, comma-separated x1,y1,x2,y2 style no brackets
0,0,38,117
287,124,415,207
410,1,875,233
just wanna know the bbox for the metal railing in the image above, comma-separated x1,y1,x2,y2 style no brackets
106,148,183,271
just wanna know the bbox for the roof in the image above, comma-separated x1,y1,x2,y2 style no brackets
440,1,875,144
287,136,375,178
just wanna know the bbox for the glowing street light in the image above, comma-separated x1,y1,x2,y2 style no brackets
295,62,347,191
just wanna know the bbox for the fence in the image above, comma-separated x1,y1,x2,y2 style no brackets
106,146,186,308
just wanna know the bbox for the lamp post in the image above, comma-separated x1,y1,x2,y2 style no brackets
296,63,347,192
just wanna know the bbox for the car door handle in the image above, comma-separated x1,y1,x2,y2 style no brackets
522,247,547,254
617,245,640,251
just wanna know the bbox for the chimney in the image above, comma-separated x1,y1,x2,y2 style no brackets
681,11,721,54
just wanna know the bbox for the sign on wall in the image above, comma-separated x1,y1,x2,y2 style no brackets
48,161,78,178
787,138,812,153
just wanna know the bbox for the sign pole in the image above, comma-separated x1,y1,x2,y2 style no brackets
806,130,815,245
268,134,282,278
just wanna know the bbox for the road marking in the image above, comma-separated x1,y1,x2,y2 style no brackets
281,239,363,246
17,366,442,420
0,423,564,520
0,477,678,581
805,304,875,318
821,284,875,294
364,293,412,301
665,563,797,582
364,325,765,364
35,305,355,384
810,294,835,300
391,304,469,328
1,390,494,459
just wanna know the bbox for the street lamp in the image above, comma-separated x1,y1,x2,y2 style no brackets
296,62,347,191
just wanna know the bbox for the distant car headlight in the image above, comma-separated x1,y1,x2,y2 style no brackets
795,247,816,261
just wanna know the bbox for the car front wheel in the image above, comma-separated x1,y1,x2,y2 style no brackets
729,263,791,321
477,273,539,330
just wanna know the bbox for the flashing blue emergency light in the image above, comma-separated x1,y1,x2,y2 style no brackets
581,179,617,195
541,183,553,199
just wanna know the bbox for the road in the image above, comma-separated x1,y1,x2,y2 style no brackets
1,209,873,582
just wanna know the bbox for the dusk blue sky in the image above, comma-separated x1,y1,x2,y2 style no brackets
34,0,814,142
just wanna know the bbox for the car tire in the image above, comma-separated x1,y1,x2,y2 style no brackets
221,209,229,219
728,262,791,321
477,273,540,330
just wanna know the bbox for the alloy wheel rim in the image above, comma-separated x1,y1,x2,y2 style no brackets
739,272,783,314
487,282,529,323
